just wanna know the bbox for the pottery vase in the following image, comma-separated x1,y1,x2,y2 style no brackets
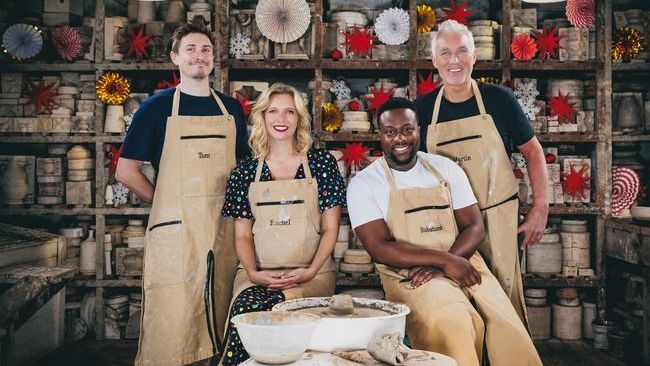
1,157,28,205
80,229,97,275
137,1,156,24
165,0,186,24
104,105,125,134
617,95,640,131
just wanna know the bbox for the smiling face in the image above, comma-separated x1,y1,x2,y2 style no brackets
379,108,420,170
170,32,214,80
432,31,477,87
264,93,299,143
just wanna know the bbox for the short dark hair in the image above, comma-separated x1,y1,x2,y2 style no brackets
171,17,215,54
376,97,419,126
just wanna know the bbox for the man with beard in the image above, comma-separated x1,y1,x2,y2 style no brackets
116,19,249,366
347,98,541,366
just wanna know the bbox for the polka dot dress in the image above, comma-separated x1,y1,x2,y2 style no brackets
222,148,346,219
218,286,285,366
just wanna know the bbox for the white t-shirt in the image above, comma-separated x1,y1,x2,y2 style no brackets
347,152,478,229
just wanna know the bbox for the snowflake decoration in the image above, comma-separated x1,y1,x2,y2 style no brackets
440,0,474,25
547,90,578,124
122,25,153,61
229,32,251,59
112,182,130,207
533,25,564,61
374,8,410,45
330,80,351,103
562,163,590,201
417,72,439,96
124,113,134,131
341,26,378,59
25,80,58,114
364,83,395,118
514,78,540,121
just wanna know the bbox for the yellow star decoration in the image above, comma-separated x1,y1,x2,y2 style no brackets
322,103,343,133
417,4,436,34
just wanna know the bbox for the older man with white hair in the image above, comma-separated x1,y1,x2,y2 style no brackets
415,20,549,326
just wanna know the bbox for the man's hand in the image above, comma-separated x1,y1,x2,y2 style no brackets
518,204,548,248
442,255,481,288
248,270,294,290
408,266,444,288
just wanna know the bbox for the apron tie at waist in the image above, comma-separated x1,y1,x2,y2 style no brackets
480,193,518,212
204,250,222,355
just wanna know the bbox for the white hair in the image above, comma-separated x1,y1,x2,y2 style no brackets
431,20,475,57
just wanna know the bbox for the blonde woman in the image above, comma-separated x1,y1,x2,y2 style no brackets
219,83,345,365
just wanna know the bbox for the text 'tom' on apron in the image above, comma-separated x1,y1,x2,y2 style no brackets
425,80,528,326
136,88,239,366
377,154,541,366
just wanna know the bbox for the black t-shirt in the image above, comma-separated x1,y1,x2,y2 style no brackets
121,87,250,171
414,82,534,157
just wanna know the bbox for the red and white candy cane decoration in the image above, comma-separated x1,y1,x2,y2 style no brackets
611,167,640,215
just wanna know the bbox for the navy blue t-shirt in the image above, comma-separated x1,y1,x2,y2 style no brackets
121,87,250,171
414,82,534,157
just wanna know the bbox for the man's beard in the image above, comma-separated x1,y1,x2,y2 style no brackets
386,146,418,167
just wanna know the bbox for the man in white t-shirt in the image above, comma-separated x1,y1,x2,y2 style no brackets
346,98,541,366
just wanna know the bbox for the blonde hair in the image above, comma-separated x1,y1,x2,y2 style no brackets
248,83,313,158
431,20,476,57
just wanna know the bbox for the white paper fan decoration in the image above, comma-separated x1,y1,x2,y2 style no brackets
2,23,43,59
255,0,311,43
374,8,410,45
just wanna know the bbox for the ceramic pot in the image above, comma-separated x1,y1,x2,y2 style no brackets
165,0,186,24
1,157,28,204
80,229,97,275
137,1,156,24
104,105,125,134
617,95,641,131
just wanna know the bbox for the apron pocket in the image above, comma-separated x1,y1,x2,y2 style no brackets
403,205,457,251
436,134,482,147
254,200,312,268
144,220,183,288
180,134,227,197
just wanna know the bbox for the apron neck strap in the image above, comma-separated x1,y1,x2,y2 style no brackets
254,154,312,182
171,87,230,117
430,79,486,124
380,153,449,190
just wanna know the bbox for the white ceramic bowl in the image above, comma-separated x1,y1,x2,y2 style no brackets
273,297,410,352
231,311,320,365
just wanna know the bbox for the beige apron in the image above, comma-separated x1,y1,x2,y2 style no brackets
378,154,541,366
425,80,528,326
136,88,239,366
232,154,335,304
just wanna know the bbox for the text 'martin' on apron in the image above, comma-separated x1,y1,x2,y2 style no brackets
425,80,528,326
378,154,541,366
136,88,239,366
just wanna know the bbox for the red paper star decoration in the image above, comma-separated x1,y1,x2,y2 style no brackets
440,0,474,25
25,80,58,114
511,34,538,61
106,144,123,177
364,83,395,119
417,72,439,96
547,91,578,124
123,25,153,61
341,26,378,59
236,92,254,117
533,25,564,61
562,163,590,201
336,143,370,170
155,71,180,90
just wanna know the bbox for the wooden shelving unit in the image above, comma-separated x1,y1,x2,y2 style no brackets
0,0,620,338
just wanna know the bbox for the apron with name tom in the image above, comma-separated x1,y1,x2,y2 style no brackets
136,88,239,366
425,80,528,326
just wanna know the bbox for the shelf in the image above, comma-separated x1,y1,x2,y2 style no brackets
537,133,602,143
520,204,603,215
612,134,650,142
318,132,380,142
0,135,127,143
323,60,410,70
71,279,142,287
522,274,597,287
0,62,95,72
511,60,599,71
0,207,151,216
99,62,176,71
612,62,650,72
229,59,315,70
605,218,650,235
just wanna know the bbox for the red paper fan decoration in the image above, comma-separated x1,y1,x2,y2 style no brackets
106,144,123,177
25,80,58,114
336,142,370,170
330,49,343,61
236,92,254,117
440,0,474,25
562,163,590,201
123,25,153,61
533,25,564,61
566,0,595,28
511,34,537,61
547,91,578,124
417,72,439,96
349,99,362,111
341,26,378,59
155,71,180,90
364,83,395,119
611,167,640,215
51,26,82,61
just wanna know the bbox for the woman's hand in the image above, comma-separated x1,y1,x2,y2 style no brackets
248,270,295,290
278,267,317,290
